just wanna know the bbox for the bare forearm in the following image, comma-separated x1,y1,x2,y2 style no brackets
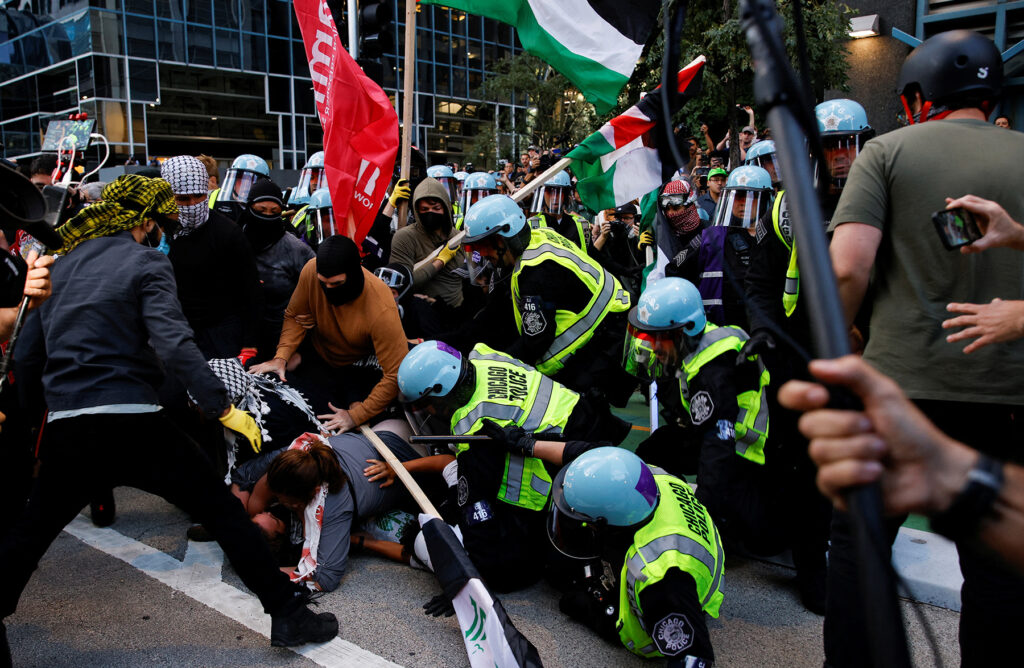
835,271,870,328
533,440,566,466
403,454,455,474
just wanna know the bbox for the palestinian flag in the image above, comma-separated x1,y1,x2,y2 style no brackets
419,0,660,113
568,56,706,214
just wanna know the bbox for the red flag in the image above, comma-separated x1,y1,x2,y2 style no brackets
293,0,398,247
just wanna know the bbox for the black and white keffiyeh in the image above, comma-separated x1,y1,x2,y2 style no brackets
191,358,321,477
161,155,211,238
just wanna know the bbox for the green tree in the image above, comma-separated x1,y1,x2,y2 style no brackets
614,0,854,167
469,53,597,164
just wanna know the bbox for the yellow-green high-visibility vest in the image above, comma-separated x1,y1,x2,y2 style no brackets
208,187,221,209
617,471,725,659
772,190,799,317
679,323,770,464
450,343,580,511
528,212,592,252
511,227,631,375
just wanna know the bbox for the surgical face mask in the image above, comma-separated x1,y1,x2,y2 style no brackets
175,200,210,238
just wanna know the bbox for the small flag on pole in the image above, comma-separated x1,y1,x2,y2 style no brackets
568,56,706,214
293,0,399,247
418,0,660,113
420,515,544,668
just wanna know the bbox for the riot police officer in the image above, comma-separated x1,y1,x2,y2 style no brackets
210,153,270,221
529,170,591,252
462,195,634,406
456,172,498,229
396,341,628,590
287,151,325,209
548,446,722,666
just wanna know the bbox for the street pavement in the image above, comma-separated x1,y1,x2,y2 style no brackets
4,486,961,667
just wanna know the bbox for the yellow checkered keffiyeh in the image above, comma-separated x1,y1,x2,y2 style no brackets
56,174,178,253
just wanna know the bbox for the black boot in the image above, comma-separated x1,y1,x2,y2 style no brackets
90,489,116,527
270,592,338,647
795,562,827,616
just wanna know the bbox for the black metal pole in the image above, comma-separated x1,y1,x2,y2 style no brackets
739,1,911,666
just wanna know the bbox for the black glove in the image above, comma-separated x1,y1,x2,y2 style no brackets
739,328,776,363
423,593,455,617
478,419,536,457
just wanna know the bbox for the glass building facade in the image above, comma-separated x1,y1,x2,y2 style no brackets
0,0,525,169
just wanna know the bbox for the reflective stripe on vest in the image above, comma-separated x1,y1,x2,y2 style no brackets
617,475,725,659
772,191,799,317
450,344,579,510
513,228,630,375
680,324,770,464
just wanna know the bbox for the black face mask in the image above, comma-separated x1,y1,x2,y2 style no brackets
242,208,285,252
419,211,450,233
0,248,28,308
320,276,364,306
145,225,163,248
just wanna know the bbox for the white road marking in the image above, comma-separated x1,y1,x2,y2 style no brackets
63,515,402,668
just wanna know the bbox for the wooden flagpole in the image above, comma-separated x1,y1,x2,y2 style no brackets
411,156,574,271
397,0,417,229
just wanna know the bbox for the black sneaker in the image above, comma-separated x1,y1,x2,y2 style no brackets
270,594,338,647
90,490,116,528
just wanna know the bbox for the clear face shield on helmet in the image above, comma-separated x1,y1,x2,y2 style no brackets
531,185,572,217
547,467,606,560
373,266,409,300
220,170,262,203
436,177,458,206
294,167,325,201
313,207,340,245
460,188,497,217
464,247,495,289
751,153,783,186
622,323,685,382
711,188,771,230
815,134,863,197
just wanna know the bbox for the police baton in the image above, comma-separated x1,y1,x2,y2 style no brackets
409,433,571,445
738,1,911,666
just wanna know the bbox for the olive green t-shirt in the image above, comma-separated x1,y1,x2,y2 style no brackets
832,118,1024,404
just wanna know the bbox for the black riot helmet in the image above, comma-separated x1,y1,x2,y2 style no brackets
897,30,1003,124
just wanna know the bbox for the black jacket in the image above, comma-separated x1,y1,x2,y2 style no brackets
21,231,227,416
168,209,263,349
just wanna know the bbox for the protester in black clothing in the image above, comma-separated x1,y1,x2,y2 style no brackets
240,178,315,361
162,155,264,360
1,175,336,665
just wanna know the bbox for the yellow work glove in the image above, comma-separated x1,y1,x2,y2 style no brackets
388,180,412,208
436,243,458,266
638,230,654,250
219,405,262,454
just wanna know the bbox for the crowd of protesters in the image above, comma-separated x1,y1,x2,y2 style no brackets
2,28,1024,668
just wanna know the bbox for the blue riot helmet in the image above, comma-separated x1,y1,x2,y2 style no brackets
744,140,782,188
460,171,498,215
462,194,530,275
220,154,270,204
815,99,875,197
307,187,340,247
548,447,659,559
530,169,574,217
289,151,326,207
711,166,773,230
427,165,459,206
453,170,469,201
623,277,706,381
397,340,468,406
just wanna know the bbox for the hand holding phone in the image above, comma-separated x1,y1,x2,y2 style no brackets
932,207,982,250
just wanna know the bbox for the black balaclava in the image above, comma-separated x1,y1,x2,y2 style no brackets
242,178,286,253
316,234,365,305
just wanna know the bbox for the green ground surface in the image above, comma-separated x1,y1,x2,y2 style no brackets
612,391,932,533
